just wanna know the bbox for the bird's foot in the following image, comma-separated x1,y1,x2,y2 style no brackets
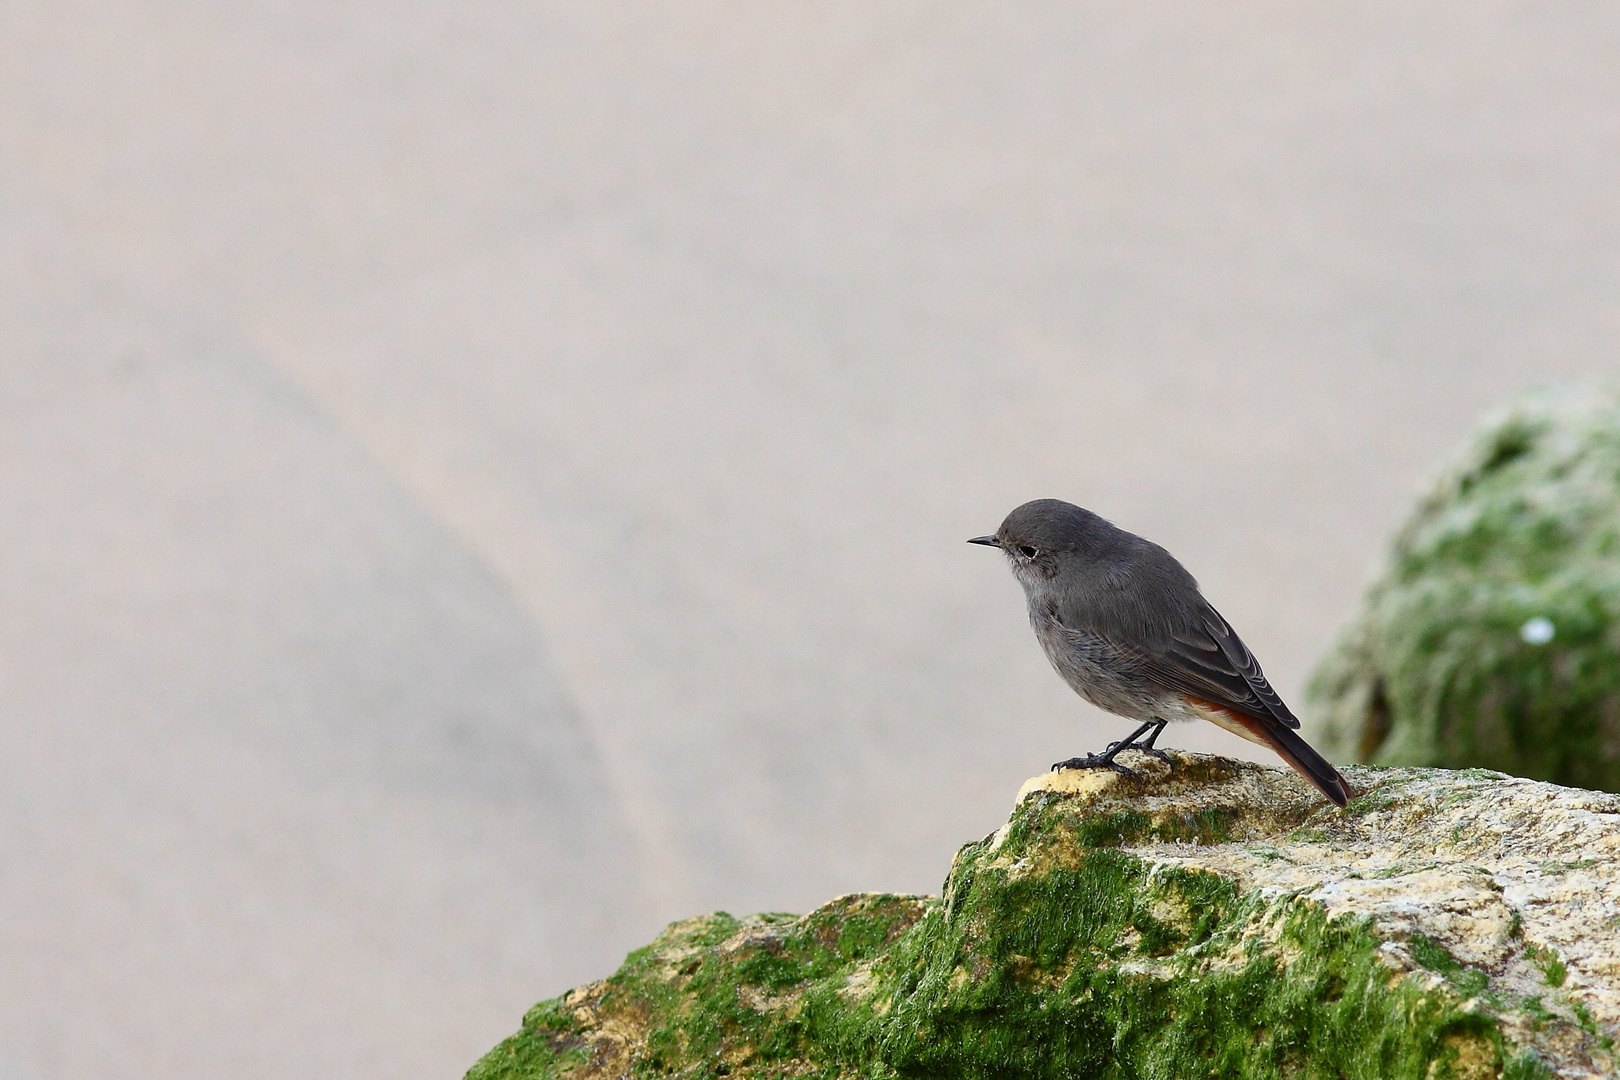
1131,721,1175,764
1051,754,1140,780
1098,735,1174,765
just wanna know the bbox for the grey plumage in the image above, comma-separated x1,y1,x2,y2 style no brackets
971,499,1353,807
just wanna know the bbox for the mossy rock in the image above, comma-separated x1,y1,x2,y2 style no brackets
1305,385,1620,790
466,752,1620,1079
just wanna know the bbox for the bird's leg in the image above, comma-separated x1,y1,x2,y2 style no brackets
1051,720,1157,779
1133,720,1173,764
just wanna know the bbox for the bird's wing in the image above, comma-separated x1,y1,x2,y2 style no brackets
1188,604,1300,728
1063,603,1301,729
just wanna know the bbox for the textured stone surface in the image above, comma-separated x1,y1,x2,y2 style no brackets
1306,385,1620,791
468,753,1620,1079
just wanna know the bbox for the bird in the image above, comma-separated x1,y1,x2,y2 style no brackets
970,498,1353,807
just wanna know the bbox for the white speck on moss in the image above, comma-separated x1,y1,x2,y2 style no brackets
1521,616,1556,645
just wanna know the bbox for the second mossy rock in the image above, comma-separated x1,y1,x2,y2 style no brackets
1305,385,1620,789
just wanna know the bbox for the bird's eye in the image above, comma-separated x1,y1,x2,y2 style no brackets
1017,545,1038,559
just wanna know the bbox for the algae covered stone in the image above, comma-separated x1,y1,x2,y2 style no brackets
1306,385,1620,790
466,752,1620,1079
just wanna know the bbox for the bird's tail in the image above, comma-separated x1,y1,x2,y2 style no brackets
1188,699,1355,807
1253,720,1355,807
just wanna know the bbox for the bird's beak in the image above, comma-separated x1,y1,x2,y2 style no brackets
967,535,1002,548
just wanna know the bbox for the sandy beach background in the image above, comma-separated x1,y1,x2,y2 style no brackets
3,3,1618,1077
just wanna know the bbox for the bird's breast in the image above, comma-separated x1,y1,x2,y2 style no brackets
1027,610,1168,722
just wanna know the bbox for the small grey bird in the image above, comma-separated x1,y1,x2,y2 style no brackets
971,499,1353,807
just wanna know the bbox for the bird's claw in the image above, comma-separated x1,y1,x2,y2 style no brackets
1050,755,1140,780
1076,739,1173,766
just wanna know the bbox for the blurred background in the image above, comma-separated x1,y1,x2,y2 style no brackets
3,3,1620,1078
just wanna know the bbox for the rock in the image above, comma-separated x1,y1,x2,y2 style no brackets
1305,385,1620,790
465,752,1620,1079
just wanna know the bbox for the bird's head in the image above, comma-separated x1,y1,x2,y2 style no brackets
968,498,1107,584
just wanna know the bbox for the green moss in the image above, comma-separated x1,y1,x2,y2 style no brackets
1501,1047,1556,1080
468,785,1561,1080
1409,934,1490,998
1344,790,1401,816
1034,799,1241,850
1306,384,1620,792
1076,809,1154,847
1519,994,1556,1028
1523,942,1567,988
1570,1000,1613,1050
866,846,1498,1080
465,999,587,1080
